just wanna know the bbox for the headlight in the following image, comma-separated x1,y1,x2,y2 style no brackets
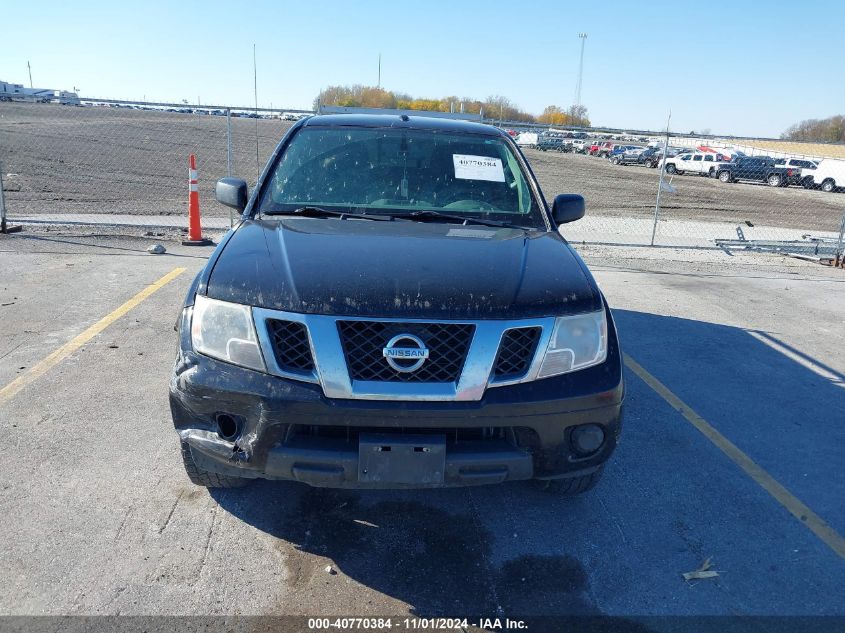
191,295,266,372
537,310,608,379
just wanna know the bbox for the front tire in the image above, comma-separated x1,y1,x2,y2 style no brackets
767,174,783,187
180,442,250,488
719,170,732,183
535,467,604,496
821,179,836,193
611,156,620,165
665,163,677,174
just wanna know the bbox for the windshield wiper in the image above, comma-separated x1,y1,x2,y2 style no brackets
374,209,529,230
264,206,388,220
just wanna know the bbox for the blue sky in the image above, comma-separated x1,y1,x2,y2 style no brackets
2,0,842,137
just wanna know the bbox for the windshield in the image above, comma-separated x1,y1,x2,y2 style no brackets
258,126,546,229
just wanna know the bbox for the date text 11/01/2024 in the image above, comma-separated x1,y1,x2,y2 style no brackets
307,617,528,630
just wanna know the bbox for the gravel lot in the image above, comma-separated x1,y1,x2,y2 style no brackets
523,148,844,232
0,102,293,217
1,102,843,235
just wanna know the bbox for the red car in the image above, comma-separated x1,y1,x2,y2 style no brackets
589,141,614,157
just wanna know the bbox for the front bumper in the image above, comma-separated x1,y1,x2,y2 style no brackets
169,305,625,489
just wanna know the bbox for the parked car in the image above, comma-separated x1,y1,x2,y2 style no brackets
774,158,818,187
537,136,569,152
714,156,796,187
612,147,660,166
662,152,729,177
801,159,845,193
515,132,539,148
171,113,624,493
607,145,643,163
588,141,606,155
591,141,616,157
644,147,683,168
571,140,589,154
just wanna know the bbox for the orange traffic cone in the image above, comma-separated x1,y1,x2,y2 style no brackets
182,154,213,246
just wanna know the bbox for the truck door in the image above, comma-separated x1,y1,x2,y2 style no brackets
691,154,704,174
744,158,765,180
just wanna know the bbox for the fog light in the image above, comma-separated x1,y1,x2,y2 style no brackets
571,424,605,456
215,413,240,441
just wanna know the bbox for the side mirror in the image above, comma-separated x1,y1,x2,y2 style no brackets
551,194,585,225
215,177,248,212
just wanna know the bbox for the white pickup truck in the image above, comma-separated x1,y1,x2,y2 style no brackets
774,158,817,187
571,140,589,154
801,159,845,193
662,151,728,177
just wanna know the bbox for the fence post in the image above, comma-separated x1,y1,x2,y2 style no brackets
835,210,845,268
226,108,233,228
0,164,22,234
650,115,672,246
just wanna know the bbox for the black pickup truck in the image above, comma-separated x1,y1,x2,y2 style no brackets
170,113,624,495
715,156,797,187
536,135,571,152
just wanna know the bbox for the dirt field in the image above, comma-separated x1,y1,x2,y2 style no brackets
0,102,293,217
750,139,845,160
1,102,843,234
524,148,845,232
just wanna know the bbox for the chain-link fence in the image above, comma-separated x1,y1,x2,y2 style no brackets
0,99,296,227
1,98,844,250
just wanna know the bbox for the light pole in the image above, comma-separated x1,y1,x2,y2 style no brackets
574,33,587,117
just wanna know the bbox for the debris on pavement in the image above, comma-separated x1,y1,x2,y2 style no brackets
683,558,720,582
147,244,166,254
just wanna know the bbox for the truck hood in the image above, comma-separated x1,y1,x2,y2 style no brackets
205,218,601,319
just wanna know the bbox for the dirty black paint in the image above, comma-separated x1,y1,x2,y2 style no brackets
203,218,601,319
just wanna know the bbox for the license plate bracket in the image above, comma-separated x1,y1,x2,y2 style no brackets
358,433,446,485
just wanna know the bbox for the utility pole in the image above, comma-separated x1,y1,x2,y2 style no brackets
377,53,381,89
574,33,587,113
253,43,259,176
27,61,33,88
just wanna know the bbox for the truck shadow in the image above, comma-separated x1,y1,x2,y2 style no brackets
611,307,845,512
210,309,843,622
212,484,627,625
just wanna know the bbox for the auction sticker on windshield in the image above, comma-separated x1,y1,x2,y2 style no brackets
453,154,505,182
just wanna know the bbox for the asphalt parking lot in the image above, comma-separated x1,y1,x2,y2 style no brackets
1,229,843,623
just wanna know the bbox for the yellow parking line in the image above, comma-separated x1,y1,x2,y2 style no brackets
0,267,186,404
624,353,845,560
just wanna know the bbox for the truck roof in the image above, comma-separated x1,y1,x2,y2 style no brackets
302,113,502,137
